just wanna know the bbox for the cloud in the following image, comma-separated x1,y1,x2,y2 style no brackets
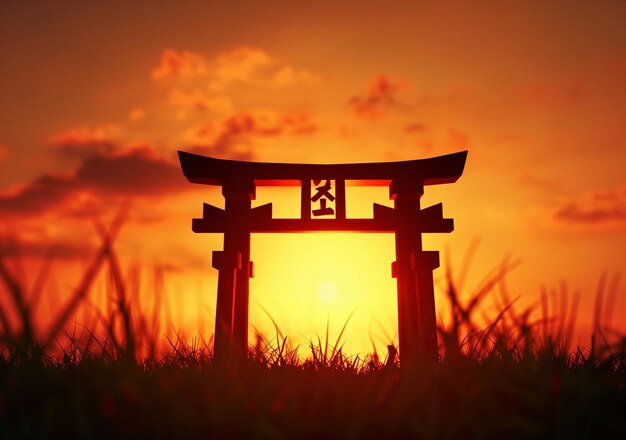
349,74,408,119
0,174,76,216
169,89,233,118
186,109,318,160
152,47,320,90
48,125,120,159
0,144,188,217
404,122,428,133
401,125,469,153
151,49,208,82
211,46,273,89
272,65,321,87
75,145,188,196
554,184,626,226
152,47,320,123
49,128,185,196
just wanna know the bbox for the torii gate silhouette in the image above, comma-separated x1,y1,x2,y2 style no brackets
178,150,467,367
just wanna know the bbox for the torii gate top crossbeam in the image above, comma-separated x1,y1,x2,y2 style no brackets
178,150,468,187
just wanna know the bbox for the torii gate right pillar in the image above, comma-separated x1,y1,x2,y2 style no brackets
391,178,438,366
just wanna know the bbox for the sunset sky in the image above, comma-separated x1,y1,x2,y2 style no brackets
1,1,625,355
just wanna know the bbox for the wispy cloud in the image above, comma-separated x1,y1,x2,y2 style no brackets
401,124,470,154
151,49,208,82
75,145,187,196
272,65,320,87
186,109,318,160
211,46,273,88
152,46,320,125
48,125,121,159
169,89,233,118
349,74,408,120
0,144,187,217
0,174,76,216
152,47,320,90
404,122,428,133
554,184,626,226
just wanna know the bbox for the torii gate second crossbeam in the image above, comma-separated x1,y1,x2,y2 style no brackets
178,150,468,367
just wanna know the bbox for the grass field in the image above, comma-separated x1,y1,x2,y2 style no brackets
1,331,625,439
1,226,625,438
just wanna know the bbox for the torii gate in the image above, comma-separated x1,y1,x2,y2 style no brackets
178,150,467,366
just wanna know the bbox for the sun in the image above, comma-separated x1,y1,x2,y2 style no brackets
316,281,340,304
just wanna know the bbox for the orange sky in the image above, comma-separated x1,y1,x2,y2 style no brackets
1,1,625,356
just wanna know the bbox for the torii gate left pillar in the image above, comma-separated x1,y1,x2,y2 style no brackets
211,179,255,361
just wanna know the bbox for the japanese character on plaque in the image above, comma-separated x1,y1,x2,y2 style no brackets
311,179,335,217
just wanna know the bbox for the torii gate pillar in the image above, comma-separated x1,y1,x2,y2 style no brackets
212,179,254,361
392,178,432,366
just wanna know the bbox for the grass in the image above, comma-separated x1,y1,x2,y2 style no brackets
0,215,625,438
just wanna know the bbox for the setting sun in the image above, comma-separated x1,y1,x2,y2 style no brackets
316,281,340,305
250,232,398,355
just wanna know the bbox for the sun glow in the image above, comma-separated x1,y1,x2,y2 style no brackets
249,232,399,356
316,281,340,304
